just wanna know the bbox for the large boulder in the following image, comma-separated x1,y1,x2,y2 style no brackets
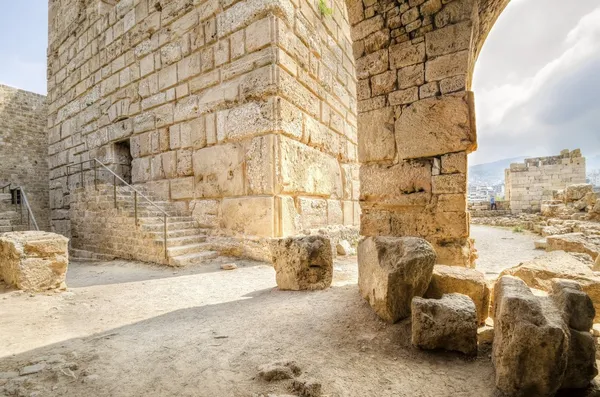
425,265,490,325
0,231,69,292
546,233,600,261
492,276,569,396
358,237,436,323
269,236,333,291
565,184,594,202
411,293,478,356
499,251,600,322
550,280,598,390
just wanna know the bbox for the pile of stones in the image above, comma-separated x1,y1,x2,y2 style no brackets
269,235,598,395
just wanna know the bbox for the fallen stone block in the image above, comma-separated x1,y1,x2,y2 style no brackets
425,265,490,325
493,276,569,396
477,325,494,345
550,279,598,390
270,236,332,291
411,293,478,356
358,236,436,323
565,184,594,202
550,279,595,332
546,233,600,261
500,251,600,323
0,231,69,292
535,239,548,250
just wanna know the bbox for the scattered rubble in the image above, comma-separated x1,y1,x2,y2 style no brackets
411,294,478,356
358,237,436,323
257,361,301,382
220,263,238,271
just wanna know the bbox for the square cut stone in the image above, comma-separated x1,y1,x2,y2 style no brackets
0,231,69,292
269,236,333,291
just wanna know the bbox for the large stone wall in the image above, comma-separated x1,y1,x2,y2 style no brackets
505,149,586,212
350,0,508,266
47,0,358,240
0,84,49,230
48,0,512,266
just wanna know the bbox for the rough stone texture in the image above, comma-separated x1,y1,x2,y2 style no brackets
0,231,68,291
546,233,600,261
358,236,436,323
47,0,359,244
505,150,586,213
565,184,594,202
550,279,598,390
0,84,49,231
411,293,478,356
269,236,333,291
492,276,569,397
499,251,600,322
425,265,490,324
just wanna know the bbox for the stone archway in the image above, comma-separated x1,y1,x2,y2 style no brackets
350,0,510,266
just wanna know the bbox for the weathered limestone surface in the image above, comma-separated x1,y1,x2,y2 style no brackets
499,251,600,322
0,84,49,231
0,231,69,291
358,236,436,323
47,0,359,243
546,233,600,260
505,150,586,213
492,276,569,397
411,293,478,356
270,236,333,291
550,280,597,390
425,264,489,324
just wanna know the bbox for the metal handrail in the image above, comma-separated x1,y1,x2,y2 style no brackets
66,158,169,259
16,187,39,231
0,183,11,193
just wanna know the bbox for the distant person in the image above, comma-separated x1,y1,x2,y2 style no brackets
490,196,497,210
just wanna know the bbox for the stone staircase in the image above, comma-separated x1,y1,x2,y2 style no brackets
0,192,30,233
70,184,219,266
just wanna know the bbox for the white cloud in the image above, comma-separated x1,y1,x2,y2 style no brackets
471,5,600,165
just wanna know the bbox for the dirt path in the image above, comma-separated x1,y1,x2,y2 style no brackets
0,256,495,397
471,224,541,279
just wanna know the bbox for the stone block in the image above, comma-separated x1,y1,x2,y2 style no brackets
425,265,489,324
411,294,478,355
561,329,598,390
221,196,275,237
192,143,245,198
191,199,220,228
357,108,395,163
492,276,569,397
360,161,431,206
395,93,476,160
550,279,595,332
278,136,342,197
269,236,333,291
358,236,436,323
0,232,69,292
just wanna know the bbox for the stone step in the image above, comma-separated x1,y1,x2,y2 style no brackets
140,221,198,232
0,211,19,220
169,251,219,267
140,216,196,224
149,228,206,239
167,242,213,257
162,235,207,247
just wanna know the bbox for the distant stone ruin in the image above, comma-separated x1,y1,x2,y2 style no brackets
505,149,586,213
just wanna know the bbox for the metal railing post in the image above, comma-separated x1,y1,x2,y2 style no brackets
113,174,117,209
19,191,23,224
134,191,138,226
164,214,168,260
94,161,98,191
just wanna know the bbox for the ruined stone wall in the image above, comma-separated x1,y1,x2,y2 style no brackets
47,0,358,240
505,149,586,212
0,84,50,230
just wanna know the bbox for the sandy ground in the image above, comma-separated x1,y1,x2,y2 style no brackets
0,253,499,397
471,224,541,279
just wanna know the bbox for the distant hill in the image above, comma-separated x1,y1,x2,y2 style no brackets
468,156,527,186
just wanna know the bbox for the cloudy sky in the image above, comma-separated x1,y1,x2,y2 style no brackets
471,0,600,165
0,1,598,166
